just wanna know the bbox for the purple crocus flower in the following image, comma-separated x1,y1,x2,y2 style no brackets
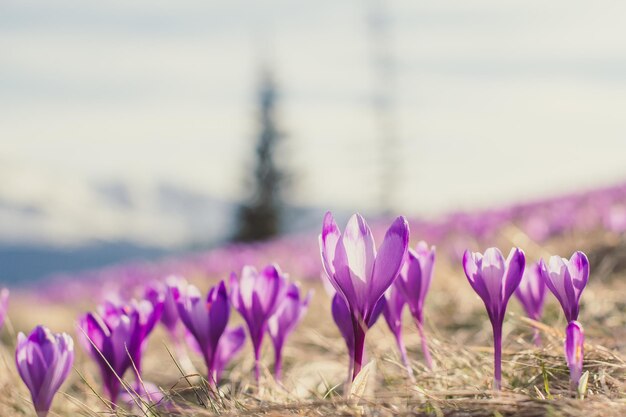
0,288,8,331
16,326,74,417
230,264,287,382
331,293,385,382
515,261,547,345
539,252,589,322
463,247,525,390
320,212,409,380
213,326,246,382
78,304,144,404
268,283,312,381
382,283,414,381
395,241,435,369
185,325,246,383
174,281,230,384
565,321,584,389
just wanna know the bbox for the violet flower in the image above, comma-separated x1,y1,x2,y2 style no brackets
395,241,435,369
382,283,414,381
514,261,547,345
16,326,74,417
320,212,409,380
268,283,312,381
78,304,145,404
0,288,8,331
565,321,584,389
213,326,246,382
230,264,287,382
174,281,230,384
463,247,525,390
539,252,589,322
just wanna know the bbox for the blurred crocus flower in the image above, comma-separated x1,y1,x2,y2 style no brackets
231,264,287,382
0,288,9,331
268,283,312,381
382,283,414,381
146,277,184,336
174,281,230,384
213,326,246,382
78,305,142,403
515,261,547,345
565,321,584,389
395,241,435,369
16,326,74,417
463,247,525,390
540,252,589,322
320,212,409,380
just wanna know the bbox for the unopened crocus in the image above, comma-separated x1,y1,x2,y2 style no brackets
539,252,589,322
268,283,312,381
320,212,409,380
231,264,287,381
515,261,547,345
16,326,74,417
463,247,525,390
0,288,8,331
146,277,184,337
382,283,414,381
174,281,230,384
565,321,584,389
395,241,435,369
78,304,144,404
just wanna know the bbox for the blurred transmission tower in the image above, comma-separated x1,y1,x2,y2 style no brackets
365,0,399,214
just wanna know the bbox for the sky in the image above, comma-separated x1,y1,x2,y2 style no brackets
2,0,626,247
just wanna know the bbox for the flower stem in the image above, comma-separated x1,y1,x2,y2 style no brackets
352,320,367,381
274,344,283,382
493,321,503,390
416,319,433,370
395,331,415,382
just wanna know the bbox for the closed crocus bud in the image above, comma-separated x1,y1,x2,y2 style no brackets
515,261,547,345
78,306,143,404
175,281,230,385
268,283,312,381
0,288,8,331
395,242,436,369
16,326,74,417
160,276,187,334
565,321,584,389
463,247,525,390
382,283,414,381
540,252,589,322
320,212,409,381
231,264,287,382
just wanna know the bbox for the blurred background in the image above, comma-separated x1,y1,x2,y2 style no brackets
2,0,626,282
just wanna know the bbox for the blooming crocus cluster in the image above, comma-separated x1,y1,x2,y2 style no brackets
463,247,525,390
268,283,311,381
320,212,409,380
78,299,158,404
514,261,547,345
231,264,287,382
16,326,74,417
394,242,436,369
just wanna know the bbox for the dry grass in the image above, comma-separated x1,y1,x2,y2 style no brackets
2,228,626,416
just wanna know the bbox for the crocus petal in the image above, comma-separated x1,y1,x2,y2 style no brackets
565,321,584,387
